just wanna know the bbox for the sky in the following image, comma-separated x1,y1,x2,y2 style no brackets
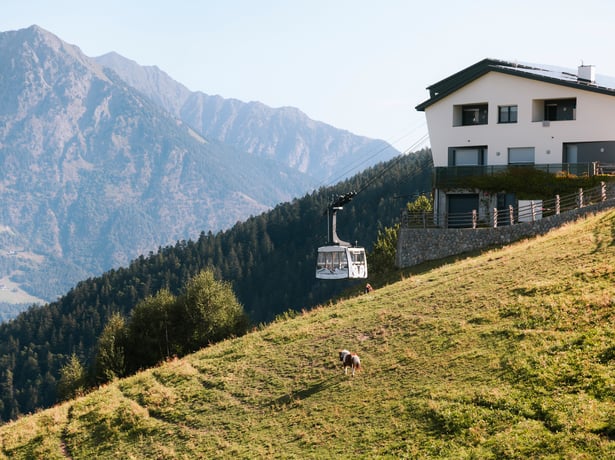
2,0,615,155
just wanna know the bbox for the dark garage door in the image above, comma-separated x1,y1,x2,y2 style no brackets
447,194,479,228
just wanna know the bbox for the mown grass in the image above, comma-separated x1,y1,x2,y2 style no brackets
3,210,615,458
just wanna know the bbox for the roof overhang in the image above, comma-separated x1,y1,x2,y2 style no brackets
415,58,615,112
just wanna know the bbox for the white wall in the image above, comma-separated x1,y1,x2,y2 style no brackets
424,72,615,167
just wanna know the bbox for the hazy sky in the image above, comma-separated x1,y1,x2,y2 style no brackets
2,0,615,155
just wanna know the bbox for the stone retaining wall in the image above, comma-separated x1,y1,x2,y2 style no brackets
396,199,615,268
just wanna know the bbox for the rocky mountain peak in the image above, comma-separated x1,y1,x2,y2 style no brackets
0,24,399,311
95,51,191,116
2,24,109,83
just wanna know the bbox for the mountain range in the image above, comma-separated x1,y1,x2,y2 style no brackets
94,51,392,181
0,25,400,311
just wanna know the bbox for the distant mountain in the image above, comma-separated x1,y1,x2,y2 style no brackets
95,52,399,181
94,52,192,120
0,25,314,304
0,25,401,312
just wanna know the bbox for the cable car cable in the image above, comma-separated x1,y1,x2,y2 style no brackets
314,127,432,281
315,121,429,190
354,131,430,197
315,132,430,281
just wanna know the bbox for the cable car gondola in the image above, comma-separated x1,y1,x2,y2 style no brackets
315,192,368,280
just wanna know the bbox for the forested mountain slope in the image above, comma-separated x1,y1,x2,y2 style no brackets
0,149,433,422
2,207,615,458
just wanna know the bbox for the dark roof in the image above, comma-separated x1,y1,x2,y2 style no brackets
415,58,615,111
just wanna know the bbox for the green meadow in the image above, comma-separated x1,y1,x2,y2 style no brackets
3,210,615,458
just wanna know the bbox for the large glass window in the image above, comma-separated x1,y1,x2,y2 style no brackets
498,105,518,123
450,147,486,166
461,104,488,125
316,250,348,271
564,144,578,163
455,149,481,165
544,98,576,121
508,147,535,164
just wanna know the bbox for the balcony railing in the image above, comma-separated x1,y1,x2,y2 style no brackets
401,182,613,229
434,163,600,189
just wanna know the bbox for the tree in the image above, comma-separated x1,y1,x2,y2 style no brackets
369,194,434,276
95,313,127,383
406,193,433,213
0,368,18,420
369,224,401,276
179,269,249,353
126,289,177,372
57,354,86,401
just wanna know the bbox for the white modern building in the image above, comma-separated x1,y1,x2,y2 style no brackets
416,58,615,227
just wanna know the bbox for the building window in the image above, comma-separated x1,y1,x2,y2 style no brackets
532,98,576,122
449,147,486,166
498,105,518,123
545,98,575,121
461,104,488,125
508,147,535,164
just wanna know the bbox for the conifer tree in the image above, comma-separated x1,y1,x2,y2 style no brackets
57,354,86,401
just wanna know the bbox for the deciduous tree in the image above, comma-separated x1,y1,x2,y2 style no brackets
179,269,249,353
95,313,127,383
126,289,177,371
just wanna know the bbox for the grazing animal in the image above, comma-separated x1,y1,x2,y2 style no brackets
339,349,361,376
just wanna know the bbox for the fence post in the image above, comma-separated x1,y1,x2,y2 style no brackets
578,188,584,208
601,181,607,201
531,200,536,222
555,195,560,214
509,205,514,225
492,208,498,228
472,209,477,229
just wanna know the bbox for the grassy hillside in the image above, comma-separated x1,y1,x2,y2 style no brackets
3,210,615,458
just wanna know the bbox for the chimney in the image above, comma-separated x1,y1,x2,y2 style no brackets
578,64,596,83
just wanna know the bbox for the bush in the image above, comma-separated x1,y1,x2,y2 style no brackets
93,270,249,381
369,224,400,276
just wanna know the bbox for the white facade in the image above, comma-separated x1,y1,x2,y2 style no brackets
416,59,615,227
424,71,615,168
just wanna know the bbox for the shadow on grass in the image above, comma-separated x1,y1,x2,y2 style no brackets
267,374,348,408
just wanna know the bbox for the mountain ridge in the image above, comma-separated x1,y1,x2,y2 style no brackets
94,50,398,181
0,25,314,303
0,24,400,307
